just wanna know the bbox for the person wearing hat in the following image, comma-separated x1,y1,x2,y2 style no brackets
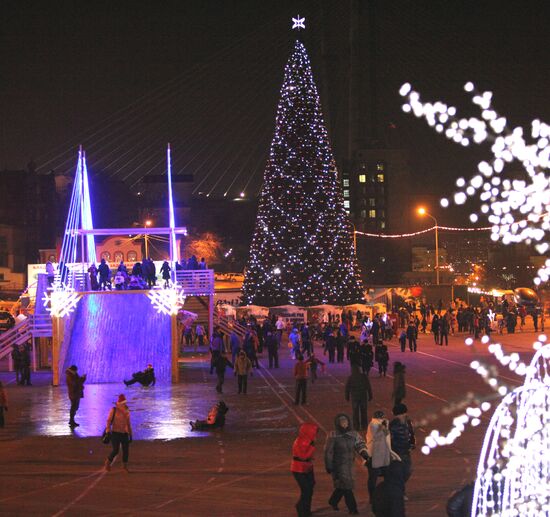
324,414,369,514
66,365,86,428
389,403,416,494
104,394,132,473
366,410,401,501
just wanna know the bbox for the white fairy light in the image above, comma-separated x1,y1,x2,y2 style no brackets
147,285,186,316
400,83,550,263
473,343,550,516
43,284,81,318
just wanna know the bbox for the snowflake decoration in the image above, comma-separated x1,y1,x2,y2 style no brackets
43,285,81,318
147,286,186,316
292,15,305,30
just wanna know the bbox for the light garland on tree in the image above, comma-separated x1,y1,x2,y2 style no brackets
399,82,550,258
242,33,364,306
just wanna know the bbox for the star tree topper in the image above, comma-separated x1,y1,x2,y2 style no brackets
292,15,305,30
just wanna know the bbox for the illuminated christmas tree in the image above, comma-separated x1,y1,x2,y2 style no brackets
242,38,364,307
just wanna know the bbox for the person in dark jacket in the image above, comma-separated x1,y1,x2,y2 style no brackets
439,314,450,346
389,404,415,489
431,314,440,344
325,330,337,363
66,365,86,428
324,414,369,514
291,422,319,517
360,343,374,375
406,321,417,352
345,364,373,431
160,261,171,288
11,345,22,385
375,344,389,377
372,460,407,517
392,362,406,406
20,344,32,386
446,482,474,517
214,352,233,393
266,331,279,368
98,258,111,290
190,401,229,430
124,364,156,387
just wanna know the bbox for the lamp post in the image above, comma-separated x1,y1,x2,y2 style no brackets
417,207,439,285
352,223,357,256
144,220,152,258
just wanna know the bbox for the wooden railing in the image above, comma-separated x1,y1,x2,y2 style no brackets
175,269,215,296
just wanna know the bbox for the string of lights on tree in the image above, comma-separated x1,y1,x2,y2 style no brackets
401,81,550,515
242,21,364,307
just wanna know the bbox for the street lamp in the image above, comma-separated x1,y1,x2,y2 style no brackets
351,223,357,256
144,220,152,258
417,207,440,285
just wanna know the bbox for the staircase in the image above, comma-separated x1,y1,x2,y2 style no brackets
0,317,32,360
213,310,247,338
182,296,210,332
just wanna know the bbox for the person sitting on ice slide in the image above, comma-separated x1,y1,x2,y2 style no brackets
189,401,229,431
124,364,155,387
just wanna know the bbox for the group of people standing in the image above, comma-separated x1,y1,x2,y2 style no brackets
291,402,415,517
10,343,32,386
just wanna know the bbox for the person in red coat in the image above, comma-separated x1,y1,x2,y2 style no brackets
291,422,319,517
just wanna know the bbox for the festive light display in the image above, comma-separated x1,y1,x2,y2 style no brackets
43,286,82,318
355,224,491,239
399,83,550,256
472,341,550,516
242,38,364,306
59,148,96,270
147,285,186,316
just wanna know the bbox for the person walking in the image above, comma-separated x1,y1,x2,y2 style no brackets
398,330,407,353
406,320,417,352
0,381,8,428
431,314,440,344
439,314,450,346
375,344,389,377
345,364,373,431
20,344,32,386
291,423,319,517
66,365,86,428
365,410,401,501
266,330,279,368
389,403,416,494
160,260,171,288
214,352,233,393
392,362,406,406
324,414,370,514
194,324,206,349
294,353,310,405
234,350,252,394
309,353,325,383
11,345,22,385
104,394,132,473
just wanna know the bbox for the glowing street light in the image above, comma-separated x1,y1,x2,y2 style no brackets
417,207,440,285
144,220,152,257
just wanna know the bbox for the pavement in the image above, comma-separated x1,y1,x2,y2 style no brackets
0,326,544,516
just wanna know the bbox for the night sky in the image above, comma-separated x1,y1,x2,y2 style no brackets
1,1,549,212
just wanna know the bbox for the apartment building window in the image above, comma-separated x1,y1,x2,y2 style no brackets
343,179,350,187
369,198,376,207
376,173,385,183
343,189,350,198
369,209,376,218
359,174,366,183
344,200,350,209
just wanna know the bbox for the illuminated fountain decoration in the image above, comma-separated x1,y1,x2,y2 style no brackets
147,285,186,316
399,83,550,258
472,341,550,516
